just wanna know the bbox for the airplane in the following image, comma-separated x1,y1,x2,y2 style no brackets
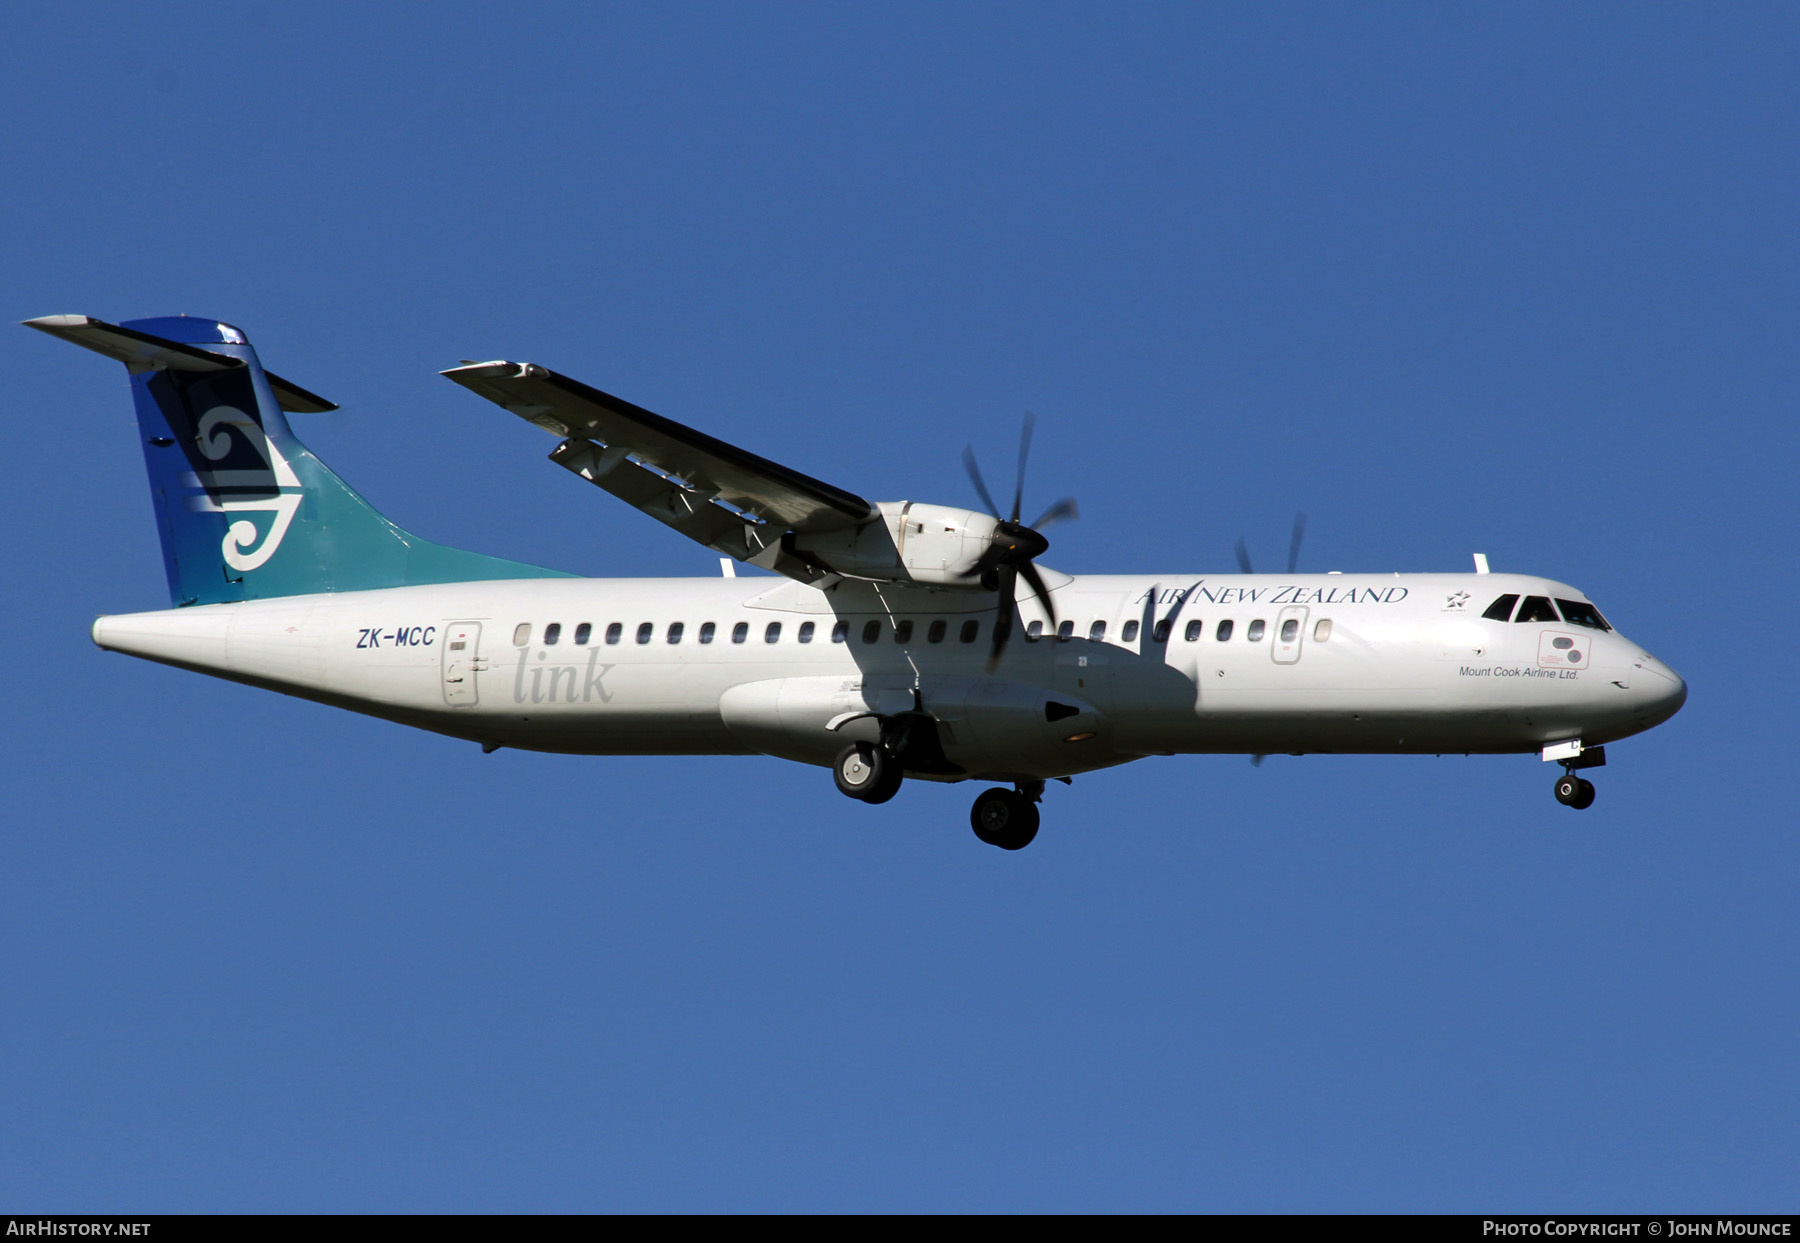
26,313,1688,850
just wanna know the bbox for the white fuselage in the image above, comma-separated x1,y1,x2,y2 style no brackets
91,570,1687,784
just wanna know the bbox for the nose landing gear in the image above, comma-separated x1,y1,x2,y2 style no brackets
1554,772,1596,809
1548,743,1605,810
970,781,1043,850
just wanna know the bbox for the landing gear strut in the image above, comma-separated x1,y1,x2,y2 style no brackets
970,782,1042,850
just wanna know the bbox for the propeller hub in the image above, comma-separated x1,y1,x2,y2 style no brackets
994,520,1049,563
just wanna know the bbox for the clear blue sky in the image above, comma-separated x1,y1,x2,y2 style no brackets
2,3,1795,1212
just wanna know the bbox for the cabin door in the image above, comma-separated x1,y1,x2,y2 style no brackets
442,622,484,705
1271,606,1309,665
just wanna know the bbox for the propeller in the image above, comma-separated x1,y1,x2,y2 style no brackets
1233,511,1308,576
1287,511,1307,575
961,413,1077,671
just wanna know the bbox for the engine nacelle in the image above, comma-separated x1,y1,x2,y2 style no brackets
791,501,1000,587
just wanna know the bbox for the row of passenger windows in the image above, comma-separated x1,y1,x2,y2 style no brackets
511,619,984,647
1480,594,1611,629
1024,617,1332,643
511,616,1336,647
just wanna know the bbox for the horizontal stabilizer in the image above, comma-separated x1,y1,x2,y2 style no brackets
22,315,337,412
261,372,337,414
24,314,241,373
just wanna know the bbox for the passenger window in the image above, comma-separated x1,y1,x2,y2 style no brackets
961,619,980,643
1555,600,1611,631
1057,620,1074,642
765,622,781,643
513,623,531,646
636,622,653,645
1216,619,1234,641
732,622,749,644
1279,619,1298,642
1247,620,1266,641
1184,619,1203,642
798,621,815,644
894,620,913,643
1122,619,1139,643
605,622,623,645
928,619,947,643
1089,620,1106,642
544,622,561,645
574,623,591,646
1481,593,1520,622
1313,618,1332,642
1514,596,1558,624
667,622,684,644
831,621,849,644
862,620,881,644
1026,620,1043,642
699,622,716,644
1154,619,1172,643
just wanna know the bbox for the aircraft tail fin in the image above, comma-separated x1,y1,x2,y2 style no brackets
25,314,572,607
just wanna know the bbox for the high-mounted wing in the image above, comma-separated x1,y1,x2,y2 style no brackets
442,360,876,580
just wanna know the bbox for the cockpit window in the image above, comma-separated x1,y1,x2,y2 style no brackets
1555,600,1611,631
1481,593,1520,622
1514,596,1559,623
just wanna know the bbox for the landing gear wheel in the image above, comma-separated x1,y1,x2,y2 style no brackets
834,743,902,803
970,788,1040,850
1554,773,1597,809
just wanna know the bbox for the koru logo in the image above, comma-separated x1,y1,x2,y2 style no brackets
191,405,304,572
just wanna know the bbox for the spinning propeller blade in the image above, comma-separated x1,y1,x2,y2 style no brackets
1011,412,1034,522
962,446,1002,521
963,414,1076,671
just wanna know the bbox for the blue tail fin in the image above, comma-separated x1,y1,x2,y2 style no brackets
26,314,572,606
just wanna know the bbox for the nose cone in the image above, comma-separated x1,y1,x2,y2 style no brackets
1634,653,1688,726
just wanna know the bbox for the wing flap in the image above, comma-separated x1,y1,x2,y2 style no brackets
547,437,771,565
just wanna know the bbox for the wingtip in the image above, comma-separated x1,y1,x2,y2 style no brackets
440,360,543,381
440,359,512,377
21,314,95,332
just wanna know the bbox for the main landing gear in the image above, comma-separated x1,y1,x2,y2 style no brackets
834,741,903,805
830,737,1048,850
970,781,1042,851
